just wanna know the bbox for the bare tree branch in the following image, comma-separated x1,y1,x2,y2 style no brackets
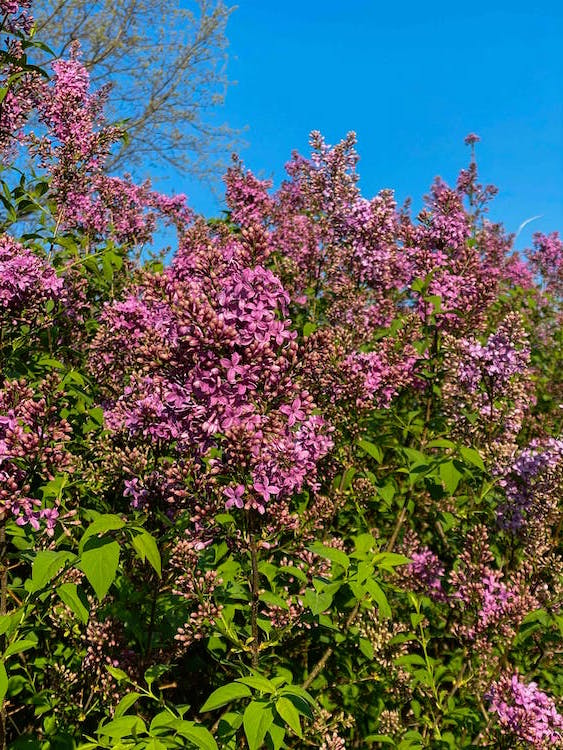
35,0,243,181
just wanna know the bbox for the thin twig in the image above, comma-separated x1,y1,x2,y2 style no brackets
302,602,360,690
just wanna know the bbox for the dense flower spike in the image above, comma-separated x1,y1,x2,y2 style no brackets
91,220,333,521
0,234,63,319
448,526,539,660
529,231,563,297
442,313,532,457
496,438,563,539
487,675,563,749
0,376,72,532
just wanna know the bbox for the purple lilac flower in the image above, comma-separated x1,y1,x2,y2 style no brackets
487,674,563,749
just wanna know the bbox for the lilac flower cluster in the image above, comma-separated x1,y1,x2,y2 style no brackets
487,674,563,749
529,231,563,297
397,532,446,601
0,34,43,160
456,317,530,395
0,234,63,320
91,220,333,520
496,438,563,535
225,156,274,227
443,314,531,456
0,376,73,532
27,45,192,248
0,0,32,33
343,344,419,410
448,527,538,649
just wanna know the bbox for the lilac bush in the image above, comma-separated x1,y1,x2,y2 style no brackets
0,3,560,749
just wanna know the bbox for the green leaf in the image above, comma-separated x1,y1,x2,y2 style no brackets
4,639,36,659
106,666,129,681
31,551,75,592
278,688,315,719
131,531,161,577
259,590,289,610
97,716,146,738
88,407,105,425
0,612,21,636
243,702,274,750
175,723,218,750
439,460,463,494
144,664,168,686
426,438,455,449
57,583,89,625
460,446,485,471
395,654,427,668
267,722,285,750
0,661,7,704
376,483,395,506
236,675,275,693
307,543,349,570
78,538,120,601
40,475,68,500
113,692,143,719
365,579,392,618
403,447,429,468
358,439,383,463
200,682,252,712
359,637,374,659
275,696,301,737
37,356,65,370
303,589,332,616
79,514,125,552
411,277,426,293
144,740,167,750
373,552,411,570
353,533,377,555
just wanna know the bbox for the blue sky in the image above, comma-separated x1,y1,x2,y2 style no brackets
169,0,562,251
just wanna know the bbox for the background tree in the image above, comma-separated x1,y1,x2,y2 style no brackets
34,0,241,180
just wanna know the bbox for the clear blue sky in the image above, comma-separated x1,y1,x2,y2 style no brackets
170,0,562,251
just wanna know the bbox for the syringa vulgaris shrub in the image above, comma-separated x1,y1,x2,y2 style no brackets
0,3,561,749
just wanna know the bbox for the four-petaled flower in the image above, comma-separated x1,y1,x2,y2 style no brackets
223,483,245,510
253,475,281,503
280,397,307,427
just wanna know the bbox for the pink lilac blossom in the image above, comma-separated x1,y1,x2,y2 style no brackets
33,45,191,248
464,133,481,146
222,133,515,347
503,251,536,290
169,538,223,649
496,438,563,532
448,526,538,645
0,38,43,159
442,314,532,457
342,345,419,409
397,532,445,602
91,220,333,520
0,0,33,33
528,231,563,297
0,234,63,319
224,157,274,227
487,674,563,749
0,376,73,533
418,178,471,253
456,319,530,395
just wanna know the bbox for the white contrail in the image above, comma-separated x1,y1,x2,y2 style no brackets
515,215,543,239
